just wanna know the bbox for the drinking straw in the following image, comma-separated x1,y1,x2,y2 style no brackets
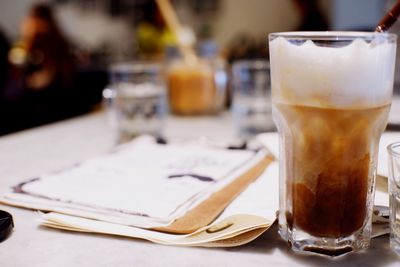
376,0,400,32
155,0,197,64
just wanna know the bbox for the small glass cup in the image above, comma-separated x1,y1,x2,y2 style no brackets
231,60,275,138
269,32,397,255
167,57,227,116
387,142,400,256
103,62,166,143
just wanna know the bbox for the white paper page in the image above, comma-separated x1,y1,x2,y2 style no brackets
216,161,279,223
376,132,400,178
19,136,256,221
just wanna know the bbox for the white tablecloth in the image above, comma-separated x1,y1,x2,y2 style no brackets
0,111,399,267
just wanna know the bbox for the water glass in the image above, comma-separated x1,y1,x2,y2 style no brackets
231,60,275,138
103,62,166,143
388,142,400,255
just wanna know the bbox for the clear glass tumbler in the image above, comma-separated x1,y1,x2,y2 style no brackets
388,142,400,256
269,32,397,255
231,60,275,138
103,62,166,143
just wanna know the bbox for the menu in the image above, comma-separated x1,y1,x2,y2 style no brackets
1,136,279,246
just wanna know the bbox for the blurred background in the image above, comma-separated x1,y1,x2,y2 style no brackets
0,0,396,136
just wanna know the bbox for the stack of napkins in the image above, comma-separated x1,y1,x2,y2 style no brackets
1,136,279,247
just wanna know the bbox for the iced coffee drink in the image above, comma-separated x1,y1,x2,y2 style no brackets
269,32,396,254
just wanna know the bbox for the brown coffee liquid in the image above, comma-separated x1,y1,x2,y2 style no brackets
275,103,390,238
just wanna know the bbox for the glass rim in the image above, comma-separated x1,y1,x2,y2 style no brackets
387,142,400,158
109,62,161,73
232,59,270,69
269,31,397,42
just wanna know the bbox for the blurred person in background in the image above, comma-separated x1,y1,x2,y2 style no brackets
225,34,268,64
6,3,77,132
19,3,75,92
0,28,12,134
293,0,329,31
0,29,10,92
226,0,328,64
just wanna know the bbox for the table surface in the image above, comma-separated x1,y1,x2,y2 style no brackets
1,111,400,267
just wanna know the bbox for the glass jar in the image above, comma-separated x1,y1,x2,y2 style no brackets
167,57,227,116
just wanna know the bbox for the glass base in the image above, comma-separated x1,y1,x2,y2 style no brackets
390,235,400,256
279,224,370,257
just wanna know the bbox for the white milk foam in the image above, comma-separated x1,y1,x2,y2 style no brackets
269,36,396,108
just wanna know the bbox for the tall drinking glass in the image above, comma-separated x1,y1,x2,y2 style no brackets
269,32,396,254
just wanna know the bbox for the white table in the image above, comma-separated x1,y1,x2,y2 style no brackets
0,111,399,267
